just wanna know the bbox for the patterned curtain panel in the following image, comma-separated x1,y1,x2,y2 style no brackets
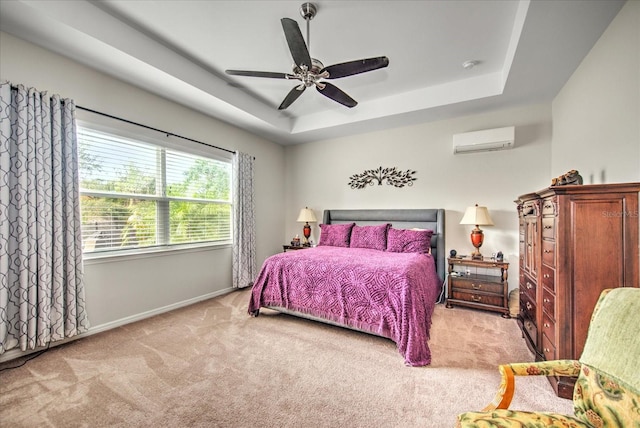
232,152,256,289
0,82,89,355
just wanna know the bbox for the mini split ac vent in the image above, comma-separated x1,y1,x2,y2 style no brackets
453,126,515,154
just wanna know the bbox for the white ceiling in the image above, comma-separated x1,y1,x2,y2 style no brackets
0,0,625,145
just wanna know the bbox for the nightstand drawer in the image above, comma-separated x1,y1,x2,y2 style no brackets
451,277,503,295
451,290,504,307
446,257,510,317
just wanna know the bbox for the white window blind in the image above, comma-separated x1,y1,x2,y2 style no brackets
78,127,232,254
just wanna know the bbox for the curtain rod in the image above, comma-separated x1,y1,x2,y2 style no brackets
77,105,236,155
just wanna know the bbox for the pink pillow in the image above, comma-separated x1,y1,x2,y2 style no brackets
318,223,355,247
349,224,391,251
386,228,434,253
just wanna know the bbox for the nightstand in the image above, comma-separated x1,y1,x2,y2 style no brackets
282,245,310,252
446,257,510,318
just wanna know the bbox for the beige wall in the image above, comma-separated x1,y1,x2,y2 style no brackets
0,31,286,330
285,104,553,285
552,0,640,183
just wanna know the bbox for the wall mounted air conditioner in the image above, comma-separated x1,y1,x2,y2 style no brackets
453,126,515,154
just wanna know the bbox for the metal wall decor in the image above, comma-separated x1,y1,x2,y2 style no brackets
348,166,417,189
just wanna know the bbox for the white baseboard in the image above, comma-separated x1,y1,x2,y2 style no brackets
0,287,234,364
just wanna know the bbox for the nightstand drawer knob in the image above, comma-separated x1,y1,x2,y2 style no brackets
471,295,482,302
471,283,482,290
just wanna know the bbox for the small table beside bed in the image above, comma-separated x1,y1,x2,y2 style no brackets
248,209,445,367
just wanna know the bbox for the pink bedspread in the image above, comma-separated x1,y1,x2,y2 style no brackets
248,246,441,366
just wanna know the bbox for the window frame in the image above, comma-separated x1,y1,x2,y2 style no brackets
77,120,233,260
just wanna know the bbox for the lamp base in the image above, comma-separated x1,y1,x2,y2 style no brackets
302,223,311,246
470,227,484,260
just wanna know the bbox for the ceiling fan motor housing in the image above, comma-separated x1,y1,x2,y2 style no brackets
300,3,317,20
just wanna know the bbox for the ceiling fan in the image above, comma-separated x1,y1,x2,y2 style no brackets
225,2,389,110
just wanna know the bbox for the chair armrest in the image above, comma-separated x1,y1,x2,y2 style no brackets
482,360,581,411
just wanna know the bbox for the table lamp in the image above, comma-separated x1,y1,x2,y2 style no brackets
297,207,317,246
460,204,494,260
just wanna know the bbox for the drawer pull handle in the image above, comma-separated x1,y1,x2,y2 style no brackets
472,283,482,290
526,282,533,289
544,249,552,253
544,348,550,353
543,298,550,303
544,323,550,328
471,296,482,302
544,204,552,209
544,225,553,229
526,302,532,310
543,274,550,279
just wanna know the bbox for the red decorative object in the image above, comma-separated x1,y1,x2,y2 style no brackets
470,227,485,260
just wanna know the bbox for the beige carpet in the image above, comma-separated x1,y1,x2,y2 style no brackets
0,289,573,427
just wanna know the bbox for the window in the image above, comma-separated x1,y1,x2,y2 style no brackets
77,127,232,254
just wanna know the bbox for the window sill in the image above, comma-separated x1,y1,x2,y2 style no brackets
83,241,232,265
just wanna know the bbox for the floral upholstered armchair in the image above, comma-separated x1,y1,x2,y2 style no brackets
456,288,640,428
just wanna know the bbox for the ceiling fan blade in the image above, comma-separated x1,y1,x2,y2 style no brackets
281,18,312,69
316,82,357,108
320,56,389,79
226,70,295,79
278,85,306,110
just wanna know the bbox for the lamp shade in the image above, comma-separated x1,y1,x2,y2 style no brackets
460,204,494,226
297,207,317,223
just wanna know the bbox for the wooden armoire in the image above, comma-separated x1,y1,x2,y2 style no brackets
515,183,639,398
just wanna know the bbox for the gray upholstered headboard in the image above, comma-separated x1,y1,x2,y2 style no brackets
322,209,446,284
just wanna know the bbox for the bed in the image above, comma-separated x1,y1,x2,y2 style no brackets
248,209,445,366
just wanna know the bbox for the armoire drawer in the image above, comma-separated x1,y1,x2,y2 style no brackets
541,198,556,216
541,264,555,292
542,217,555,240
542,333,556,361
542,287,555,318
542,312,556,346
542,240,555,266
521,274,537,302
